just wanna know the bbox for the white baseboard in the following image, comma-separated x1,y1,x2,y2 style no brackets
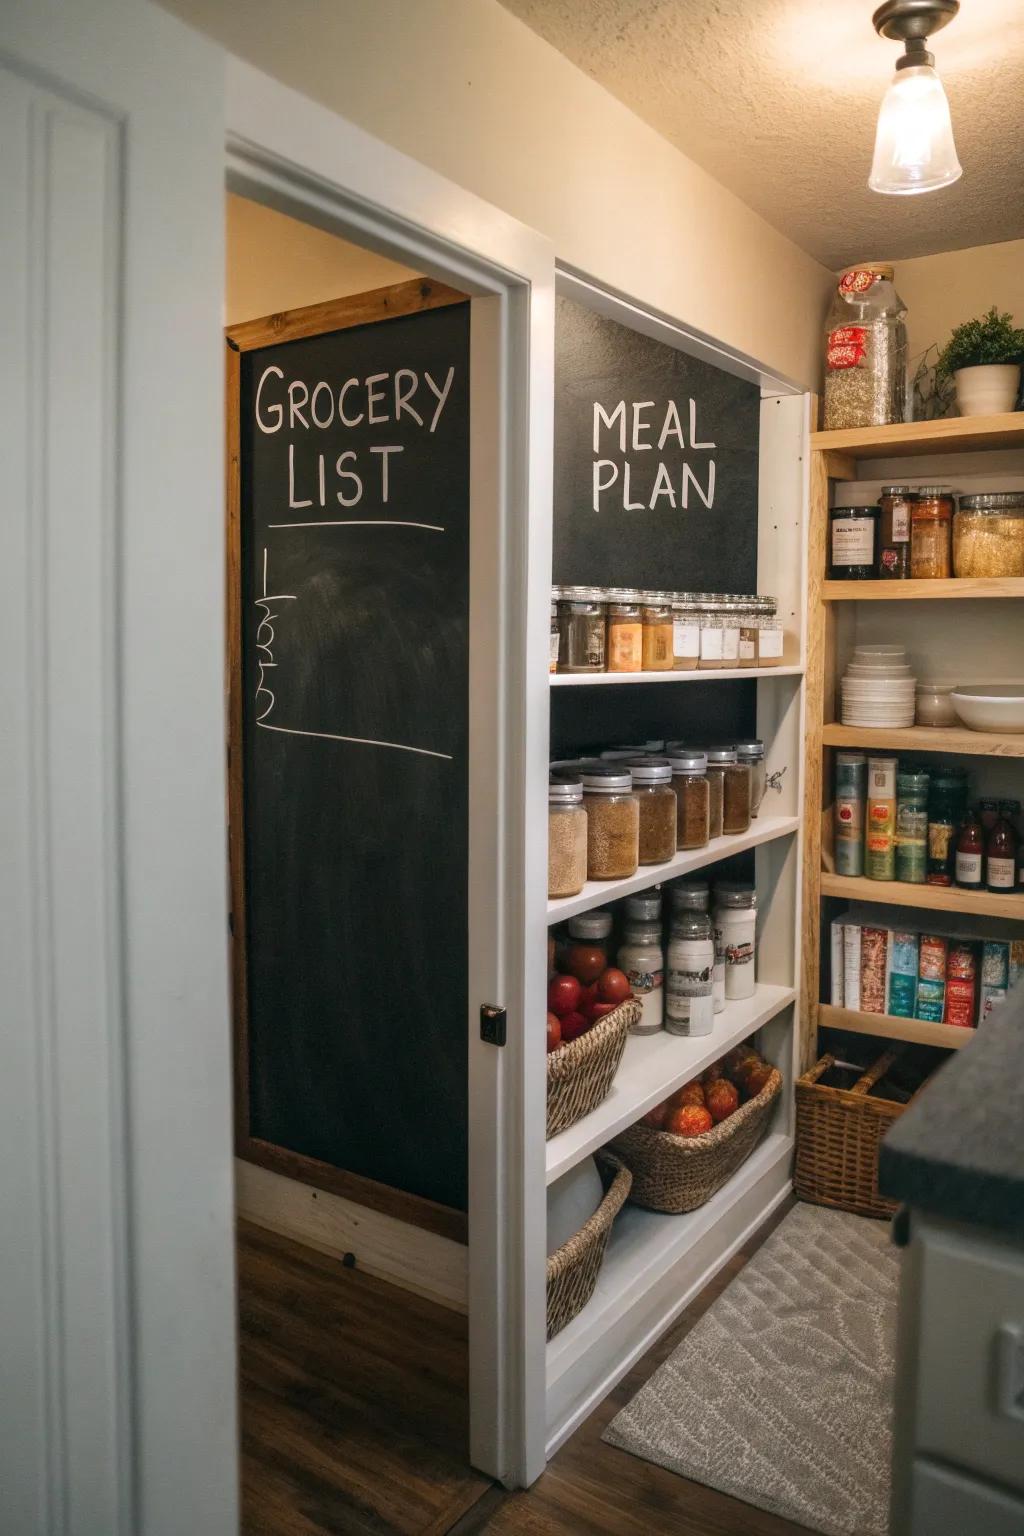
234,1158,468,1312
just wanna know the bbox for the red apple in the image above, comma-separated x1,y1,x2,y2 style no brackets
564,944,606,984
559,1010,589,1043
597,967,631,1004
590,1002,618,1021
546,1013,561,1053
547,973,581,1018
705,1079,739,1123
667,1104,713,1137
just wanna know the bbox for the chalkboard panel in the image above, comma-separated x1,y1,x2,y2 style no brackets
554,297,759,593
229,282,470,1216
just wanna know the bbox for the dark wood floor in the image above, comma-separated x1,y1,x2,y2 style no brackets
238,1199,805,1536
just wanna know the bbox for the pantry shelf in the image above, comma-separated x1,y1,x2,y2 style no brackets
822,578,1024,602
545,984,796,1185
811,412,1024,465
817,1004,973,1051
550,665,804,686
820,872,1024,922
546,815,800,923
820,724,1024,759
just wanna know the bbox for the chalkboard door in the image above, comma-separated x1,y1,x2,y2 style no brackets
227,280,471,1231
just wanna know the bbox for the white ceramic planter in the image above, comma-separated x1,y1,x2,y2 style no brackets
954,363,1021,417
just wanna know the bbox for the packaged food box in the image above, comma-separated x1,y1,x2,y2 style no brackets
860,927,888,1014
887,931,918,1018
915,976,946,1023
843,924,861,1012
918,934,948,982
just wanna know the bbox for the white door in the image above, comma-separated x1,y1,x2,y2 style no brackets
0,3,236,1533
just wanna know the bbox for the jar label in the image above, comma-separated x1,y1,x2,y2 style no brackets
608,623,642,671
739,635,756,662
673,619,700,658
758,624,784,658
892,505,910,542
826,325,867,370
699,627,723,662
987,856,1015,890
955,851,982,884
832,519,874,564
838,270,881,296
549,630,559,671
721,625,739,662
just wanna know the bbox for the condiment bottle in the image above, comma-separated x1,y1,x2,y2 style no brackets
986,807,1018,893
618,921,664,1036
713,882,757,1001
954,807,984,890
665,905,715,1037
669,750,710,851
829,504,878,579
910,487,954,580
877,486,914,578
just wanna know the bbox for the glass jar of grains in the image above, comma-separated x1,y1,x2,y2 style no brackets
547,774,587,898
670,750,710,851
671,596,701,671
624,757,677,864
721,757,752,835
822,263,907,430
640,593,674,671
756,598,784,666
735,739,765,819
953,493,1024,577
911,488,954,579
581,765,639,879
702,745,735,839
605,589,643,673
697,599,724,670
556,586,606,673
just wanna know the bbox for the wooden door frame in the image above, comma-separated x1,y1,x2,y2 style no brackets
225,57,556,1488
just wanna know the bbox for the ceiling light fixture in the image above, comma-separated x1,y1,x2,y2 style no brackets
869,0,962,196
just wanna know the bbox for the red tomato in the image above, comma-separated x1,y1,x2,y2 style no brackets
546,1013,562,1053
559,1010,589,1043
564,944,606,984
667,1104,713,1137
547,973,581,1018
597,967,631,1004
590,1002,618,1021
576,981,599,1019
705,1079,739,1122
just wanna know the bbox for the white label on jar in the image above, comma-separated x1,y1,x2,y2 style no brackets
831,519,874,565
955,851,982,885
987,856,1015,890
549,630,559,669
699,627,723,662
673,618,700,659
759,624,784,659
624,964,664,1033
892,504,910,542
739,635,756,663
666,943,714,1024
721,625,740,663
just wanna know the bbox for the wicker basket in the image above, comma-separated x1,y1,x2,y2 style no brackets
609,1068,782,1214
546,996,639,1140
795,1049,912,1220
546,1152,632,1340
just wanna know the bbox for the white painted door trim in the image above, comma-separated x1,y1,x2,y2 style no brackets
224,56,555,1487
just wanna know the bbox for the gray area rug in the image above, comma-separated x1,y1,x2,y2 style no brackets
603,1202,899,1536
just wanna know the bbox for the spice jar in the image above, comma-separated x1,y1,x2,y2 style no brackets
548,774,588,899
953,493,1024,578
671,597,701,671
877,486,915,579
666,905,715,1037
565,909,613,976
618,920,664,1036
829,504,879,579
822,263,907,430
735,739,766,819
756,598,784,667
702,745,735,840
556,586,606,673
581,765,639,879
697,599,724,670
911,488,953,579
640,593,674,671
669,750,710,851
721,759,752,836
713,883,757,1001
895,767,929,885
624,757,677,865
605,589,643,673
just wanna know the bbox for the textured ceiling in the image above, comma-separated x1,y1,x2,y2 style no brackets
499,0,1024,268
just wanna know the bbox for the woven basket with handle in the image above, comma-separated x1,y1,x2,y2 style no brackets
546,1152,631,1340
794,1048,915,1220
546,995,639,1140
609,1067,782,1214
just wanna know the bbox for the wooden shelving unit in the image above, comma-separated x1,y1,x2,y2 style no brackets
802,409,1024,1069
550,664,803,686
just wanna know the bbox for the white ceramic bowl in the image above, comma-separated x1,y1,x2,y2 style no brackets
950,685,1024,735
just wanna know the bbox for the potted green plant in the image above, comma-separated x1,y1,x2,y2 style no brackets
936,307,1024,418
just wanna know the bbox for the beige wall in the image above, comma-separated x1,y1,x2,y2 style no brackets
885,239,1024,368
167,0,833,388
225,193,420,325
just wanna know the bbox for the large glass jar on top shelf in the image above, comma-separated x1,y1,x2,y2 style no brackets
823,263,907,430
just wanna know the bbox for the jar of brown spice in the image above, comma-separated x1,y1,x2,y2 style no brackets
702,745,736,839
669,750,710,851
721,759,752,835
624,757,677,864
911,487,954,579
581,766,639,879
640,593,674,671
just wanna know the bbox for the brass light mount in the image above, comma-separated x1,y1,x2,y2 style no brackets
873,0,959,70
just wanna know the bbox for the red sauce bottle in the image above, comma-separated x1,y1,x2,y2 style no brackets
954,809,984,889
986,811,1018,893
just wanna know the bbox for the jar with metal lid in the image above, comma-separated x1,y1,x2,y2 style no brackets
953,492,1024,578
624,892,663,923
671,597,701,671
618,921,664,1036
581,765,639,879
697,599,725,670
823,263,907,430
548,774,587,898
895,767,929,885
734,740,766,819
669,750,710,850
640,593,674,671
911,487,954,579
624,757,677,865
713,882,757,1000
672,884,720,1012
605,589,643,673
669,879,709,914
721,758,752,835
702,745,736,839
877,486,915,579
830,504,879,579
755,597,784,666
665,906,714,1037
556,586,606,673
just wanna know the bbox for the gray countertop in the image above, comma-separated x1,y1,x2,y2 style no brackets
879,994,1024,1240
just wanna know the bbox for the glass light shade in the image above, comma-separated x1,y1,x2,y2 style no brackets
869,64,962,195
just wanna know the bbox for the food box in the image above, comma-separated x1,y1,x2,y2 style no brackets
887,931,918,1018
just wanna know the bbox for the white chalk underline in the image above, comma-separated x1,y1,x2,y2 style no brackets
256,720,452,761
267,519,445,531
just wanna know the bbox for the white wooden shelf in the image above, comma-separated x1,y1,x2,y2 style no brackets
550,665,803,687
545,984,795,1184
546,815,800,923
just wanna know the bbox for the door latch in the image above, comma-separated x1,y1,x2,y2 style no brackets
480,1004,507,1047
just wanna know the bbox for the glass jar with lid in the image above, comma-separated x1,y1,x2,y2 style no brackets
712,882,757,1000
623,757,677,864
823,263,907,430
665,904,714,1037
669,750,710,850
755,598,784,666
830,504,879,579
877,486,915,579
581,765,639,879
738,598,759,666
565,908,613,975
671,595,701,671
953,492,1024,577
640,592,674,671
734,739,765,820
702,745,736,840
549,588,560,673
911,488,954,579
604,589,643,673
617,920,664,1036
668,878,709,915
696,598,724,670
548,774,587,898
556,586,606,673
718,597,744,669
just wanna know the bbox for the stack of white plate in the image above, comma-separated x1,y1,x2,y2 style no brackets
841,644,916,727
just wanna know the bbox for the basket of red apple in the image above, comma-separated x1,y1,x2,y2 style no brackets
609,1043,781,1214
546,961,640,1140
